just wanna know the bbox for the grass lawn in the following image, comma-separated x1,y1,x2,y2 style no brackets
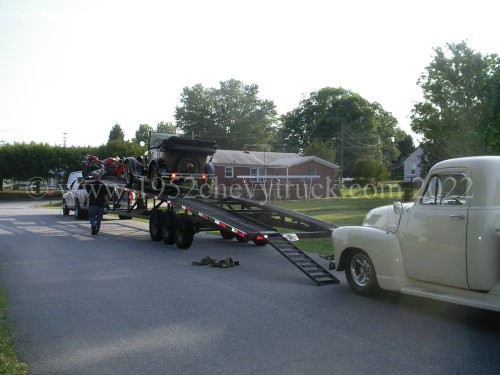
0,290,28,375
270,186,414,255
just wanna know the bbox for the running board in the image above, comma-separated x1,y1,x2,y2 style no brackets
264,233,339,285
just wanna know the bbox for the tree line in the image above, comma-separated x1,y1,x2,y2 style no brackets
1,41,498,185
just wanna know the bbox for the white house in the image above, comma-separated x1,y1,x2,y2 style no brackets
403,147,423,182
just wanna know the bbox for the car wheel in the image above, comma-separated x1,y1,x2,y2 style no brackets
75,200,84,220
174,214,194,249
62,200,70,215
345,249,380,296
150,163,162,191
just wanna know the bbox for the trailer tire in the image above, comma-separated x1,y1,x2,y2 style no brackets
174,214,194,249
149,210,163,241
162,211,176,245
236,235,249,243
220,229,235,240
253,239,267,246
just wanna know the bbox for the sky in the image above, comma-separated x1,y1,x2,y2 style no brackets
0,0,499,147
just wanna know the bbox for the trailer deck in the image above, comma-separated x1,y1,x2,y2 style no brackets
98,178,339,285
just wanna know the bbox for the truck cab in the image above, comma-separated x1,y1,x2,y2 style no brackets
332,156,500,312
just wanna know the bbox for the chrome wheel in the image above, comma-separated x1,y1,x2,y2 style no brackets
345,249,379,296
349,253,372,287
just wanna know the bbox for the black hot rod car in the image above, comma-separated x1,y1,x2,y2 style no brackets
125,132,217,190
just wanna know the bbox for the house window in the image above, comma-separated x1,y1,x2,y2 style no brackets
411,164,417,175
250,168,265,182
307,168,317,176
225,167,234,178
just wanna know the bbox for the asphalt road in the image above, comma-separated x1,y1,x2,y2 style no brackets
0,201,499,375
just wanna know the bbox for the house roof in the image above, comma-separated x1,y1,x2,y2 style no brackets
403,146,423,165
212,149,339,169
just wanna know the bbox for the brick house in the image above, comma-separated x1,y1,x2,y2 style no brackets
211,149,339,200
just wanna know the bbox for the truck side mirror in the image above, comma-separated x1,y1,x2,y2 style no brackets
393,201,404,214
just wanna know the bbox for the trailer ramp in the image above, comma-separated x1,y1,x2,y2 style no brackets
264,233,339,285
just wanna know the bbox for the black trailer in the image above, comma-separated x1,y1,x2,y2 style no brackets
100,178,340,286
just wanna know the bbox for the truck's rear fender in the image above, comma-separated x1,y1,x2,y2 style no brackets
124,157,144,177
333,226,409,291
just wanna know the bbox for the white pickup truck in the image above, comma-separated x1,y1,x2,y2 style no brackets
62,173,136,220
62,174,90,219
332,156,500,312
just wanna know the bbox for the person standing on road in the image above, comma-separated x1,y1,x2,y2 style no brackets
86,171,108,235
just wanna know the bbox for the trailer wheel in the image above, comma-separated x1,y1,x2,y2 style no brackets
162,211,176,245
220,229,235,240
236,235,249,243
174,214,194,249
253,239,267,246
149,210,163,241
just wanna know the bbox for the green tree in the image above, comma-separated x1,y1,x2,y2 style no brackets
411,41,500,171
392,130,416,179
395,131,415,161
353,158,389,184
303,139,337,163
156,122,176,134
175,79,278,149
108,123,125,143
281,87,400,176
134,124,153,143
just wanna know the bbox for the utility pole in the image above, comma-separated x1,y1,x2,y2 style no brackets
340,122,344,180
63,132,67,147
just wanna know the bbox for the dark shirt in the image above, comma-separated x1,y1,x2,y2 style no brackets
85,180,108,207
